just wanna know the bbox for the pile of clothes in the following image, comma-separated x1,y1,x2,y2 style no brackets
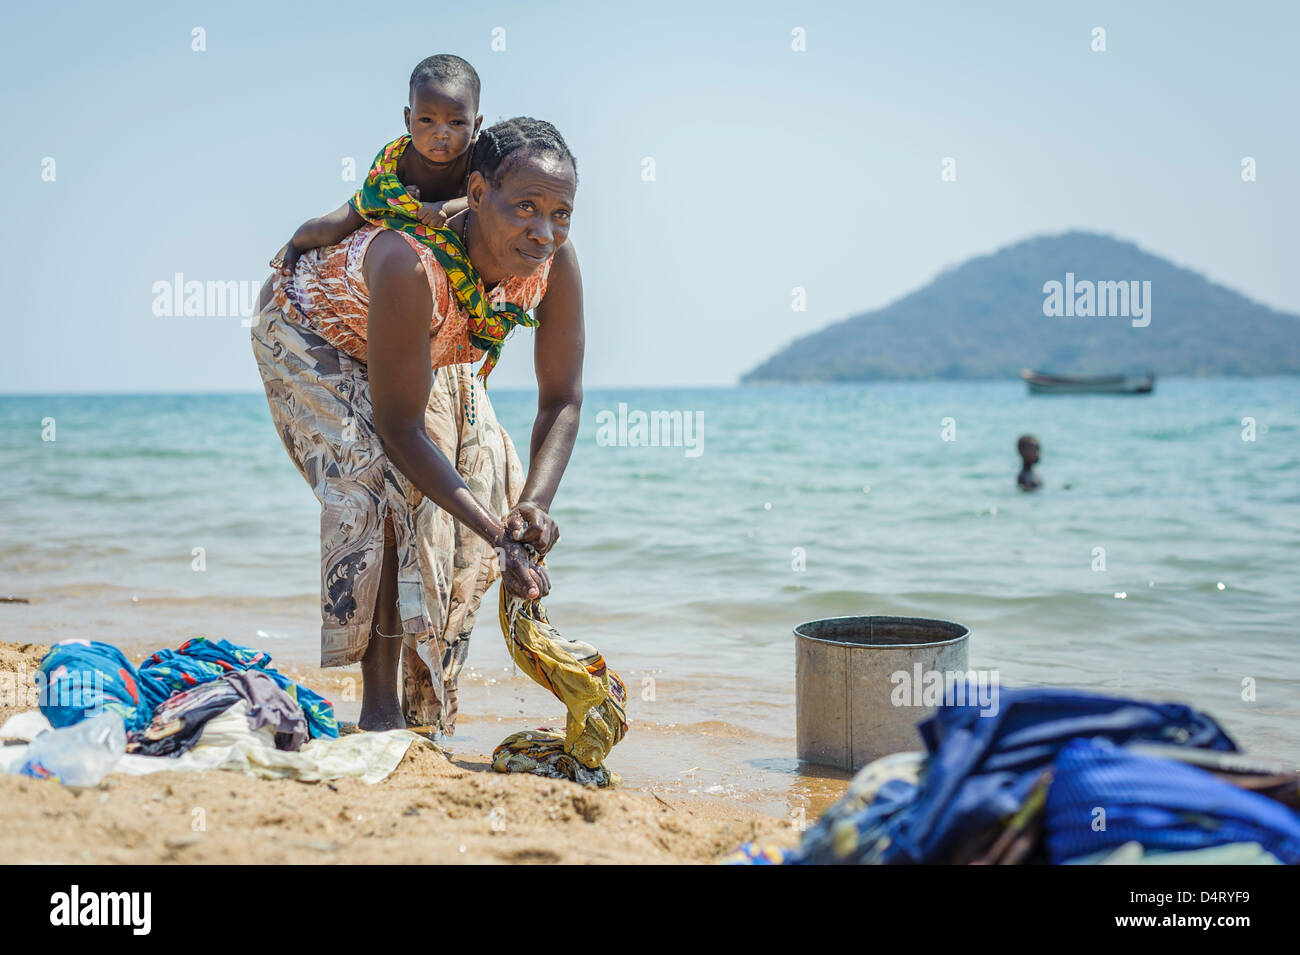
6,636,426,786
724,686,1300,865
37,636,338,756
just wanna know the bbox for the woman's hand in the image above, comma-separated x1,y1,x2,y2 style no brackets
495,538,550,601
270,242,301,276
504,501,561,556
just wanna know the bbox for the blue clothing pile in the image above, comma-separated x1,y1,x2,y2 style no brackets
135,637,337,739
37,637,337,742
725,686,1299,865
1045,738,1300,864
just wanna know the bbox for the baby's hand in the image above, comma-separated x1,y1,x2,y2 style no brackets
416,200,451,228
403,184,450,228
270,242,301,276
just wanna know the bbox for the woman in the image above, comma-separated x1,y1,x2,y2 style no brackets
250,118,584,733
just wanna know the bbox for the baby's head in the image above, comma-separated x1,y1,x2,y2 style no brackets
1017,434,1040,466
404,54,482,166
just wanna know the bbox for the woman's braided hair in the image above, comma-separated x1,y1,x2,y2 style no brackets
469,117,577,187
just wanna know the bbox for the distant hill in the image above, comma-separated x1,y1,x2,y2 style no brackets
741,232,1300,382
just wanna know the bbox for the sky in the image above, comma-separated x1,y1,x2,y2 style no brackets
1,0,1296,393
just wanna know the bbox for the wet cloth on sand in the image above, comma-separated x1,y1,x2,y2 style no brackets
251,292,525,733
490,571,628,787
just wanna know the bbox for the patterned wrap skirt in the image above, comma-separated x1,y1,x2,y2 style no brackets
249,287,524,734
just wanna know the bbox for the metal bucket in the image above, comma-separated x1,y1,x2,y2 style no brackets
794,615,970,771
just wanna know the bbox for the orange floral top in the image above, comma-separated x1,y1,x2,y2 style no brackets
273,225,552,369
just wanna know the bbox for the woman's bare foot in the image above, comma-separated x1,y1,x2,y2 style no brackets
357,704,406,732
358,636,404,732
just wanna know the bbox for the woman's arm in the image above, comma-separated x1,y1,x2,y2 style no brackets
270,201,367,275
504,242,585,552
363,231,547,599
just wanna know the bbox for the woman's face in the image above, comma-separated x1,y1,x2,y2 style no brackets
467,152,576,279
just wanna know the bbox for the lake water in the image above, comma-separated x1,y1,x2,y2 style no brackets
2,378,1297,818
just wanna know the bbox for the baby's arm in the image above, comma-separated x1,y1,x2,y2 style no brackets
270,202,366,275
295,201,365,251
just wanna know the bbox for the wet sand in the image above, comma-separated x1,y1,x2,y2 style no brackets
0,641,802,864
267,658,854,823
101,630,855,822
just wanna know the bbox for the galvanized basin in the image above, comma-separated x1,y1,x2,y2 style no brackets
794,615,970,771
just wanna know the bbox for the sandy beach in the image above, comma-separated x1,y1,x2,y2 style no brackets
0,641,798,865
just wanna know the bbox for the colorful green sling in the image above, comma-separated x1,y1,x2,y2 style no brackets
349,135,538,384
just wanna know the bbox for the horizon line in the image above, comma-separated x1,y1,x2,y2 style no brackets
3,373,1299,399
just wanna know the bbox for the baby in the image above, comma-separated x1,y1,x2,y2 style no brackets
270,53,482,275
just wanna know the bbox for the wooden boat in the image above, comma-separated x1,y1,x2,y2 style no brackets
1020,369,1155,395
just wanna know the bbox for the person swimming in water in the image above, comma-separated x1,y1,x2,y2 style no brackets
1017,435,1042,491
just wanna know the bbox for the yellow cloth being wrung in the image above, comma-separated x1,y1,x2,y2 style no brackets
490,556,628,787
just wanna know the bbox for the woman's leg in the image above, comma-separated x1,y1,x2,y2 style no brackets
358,515,404,730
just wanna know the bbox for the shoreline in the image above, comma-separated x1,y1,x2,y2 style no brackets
0,641,800,864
